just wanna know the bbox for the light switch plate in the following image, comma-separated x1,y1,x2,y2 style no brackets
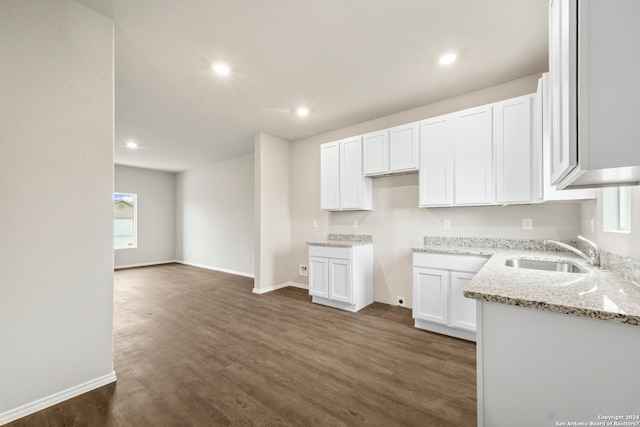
523,218,533,230
443,219,451,230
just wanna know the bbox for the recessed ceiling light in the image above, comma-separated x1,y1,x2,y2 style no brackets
296,107,310,117
439,53,457,65
125,141,138,149
212,63,231,76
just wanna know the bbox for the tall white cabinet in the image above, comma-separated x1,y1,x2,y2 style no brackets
320,137,372,211
548,0,640,189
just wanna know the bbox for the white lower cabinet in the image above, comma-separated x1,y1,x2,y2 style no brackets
308,244,373,312
412,252,488,341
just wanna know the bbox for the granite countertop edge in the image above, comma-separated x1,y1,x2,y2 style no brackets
412,245,640,326
307,241,373,248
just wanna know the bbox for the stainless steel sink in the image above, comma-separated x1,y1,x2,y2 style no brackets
505,258,586,273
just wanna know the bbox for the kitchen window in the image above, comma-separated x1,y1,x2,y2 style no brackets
114,192,137,249
602,187,631,233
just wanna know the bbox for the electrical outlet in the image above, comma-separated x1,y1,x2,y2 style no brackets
590,217,595,233
312,220,318,229
443,219,451,230
352,220,358,228
247,254,252,262
396,296,406,307
299,264,308,277
523,218,533,230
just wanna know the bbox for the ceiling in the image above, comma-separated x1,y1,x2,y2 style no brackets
77,0,549,173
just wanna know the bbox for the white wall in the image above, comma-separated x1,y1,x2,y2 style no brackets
0,0,115,422
114,165,177,268
579,186,640,259
288,74,582,306
254,133,292,292
176,153,254,277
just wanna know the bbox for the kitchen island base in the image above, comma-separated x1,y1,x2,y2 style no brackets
477,301,640,427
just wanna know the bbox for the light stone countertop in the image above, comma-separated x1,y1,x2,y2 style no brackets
412,244,640,326
307,233,373,248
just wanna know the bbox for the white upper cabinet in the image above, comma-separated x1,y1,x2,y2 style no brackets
362,130,388,176
539,73,595,201
548,0,578,185
388,122,419,173
419,114,454,207
493,94,536,204
363,122,419,176
320,142,340,210
454,105,493,205
549,0,640,189
320,137,372,211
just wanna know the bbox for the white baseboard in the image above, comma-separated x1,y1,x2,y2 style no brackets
114,260,178,270
0,371,117,425
252,281,308,294
177,261,255,279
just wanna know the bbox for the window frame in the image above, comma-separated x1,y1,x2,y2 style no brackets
113,192,138,249
602,186,631,234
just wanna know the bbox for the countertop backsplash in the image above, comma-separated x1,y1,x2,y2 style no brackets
422,236,577,252
328,234,373,244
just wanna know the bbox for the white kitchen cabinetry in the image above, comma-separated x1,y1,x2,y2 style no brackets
308,244,373,312
493,94,541,204
450,271,477,331
412,252,488,341
454,105,493,205
362,130,388,176
320,142,340,210
538,74,595,201
389,122,419,173
419,115,454,207
363,122,419,176
477,301,640,427
320,137,372,211
548,0,640,189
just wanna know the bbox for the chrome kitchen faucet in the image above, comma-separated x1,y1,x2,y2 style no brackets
543,236,601,268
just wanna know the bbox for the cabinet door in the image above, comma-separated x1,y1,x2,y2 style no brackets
389,122,419,172
309,257,329,298
494,95,533,204
450,271,477,331
548,0,578,185
412,267,448,325
540,73,595,201
363,130,389,176
340,136,364,209
320,142,340,210
328,259,352,304
454,105,493,205
419,114,454,206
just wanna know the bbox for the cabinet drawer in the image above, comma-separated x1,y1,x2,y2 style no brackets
413,252,489,273
309,245,352,260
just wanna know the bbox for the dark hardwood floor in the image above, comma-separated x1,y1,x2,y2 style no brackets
8,263,477,426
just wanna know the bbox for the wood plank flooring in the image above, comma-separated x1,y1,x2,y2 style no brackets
8,263,477,426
